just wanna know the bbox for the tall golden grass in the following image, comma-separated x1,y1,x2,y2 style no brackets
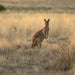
0,11,75,74
0,12,75,47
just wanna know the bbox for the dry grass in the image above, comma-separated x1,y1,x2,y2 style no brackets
0,11,75,75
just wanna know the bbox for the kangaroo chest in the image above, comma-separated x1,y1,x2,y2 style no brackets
44,26,49,35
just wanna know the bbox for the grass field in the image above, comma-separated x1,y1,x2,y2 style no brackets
0,5,75,75
0,1,75,13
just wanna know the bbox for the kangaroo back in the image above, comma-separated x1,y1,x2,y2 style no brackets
32,19,50,48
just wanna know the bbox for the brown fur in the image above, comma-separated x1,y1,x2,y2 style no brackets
32,19,50,48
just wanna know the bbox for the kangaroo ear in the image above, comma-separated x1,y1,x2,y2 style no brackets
44,19,46,22
48,19,50,22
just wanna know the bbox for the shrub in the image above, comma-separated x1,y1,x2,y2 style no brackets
0,4,6,12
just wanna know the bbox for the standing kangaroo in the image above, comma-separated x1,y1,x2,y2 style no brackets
32,19,50,48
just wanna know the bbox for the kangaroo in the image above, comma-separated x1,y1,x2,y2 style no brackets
32,19,50,48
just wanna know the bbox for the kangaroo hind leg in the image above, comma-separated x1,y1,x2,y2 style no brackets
31,40,37,48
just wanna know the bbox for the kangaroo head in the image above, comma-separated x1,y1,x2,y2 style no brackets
44,19,50,27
